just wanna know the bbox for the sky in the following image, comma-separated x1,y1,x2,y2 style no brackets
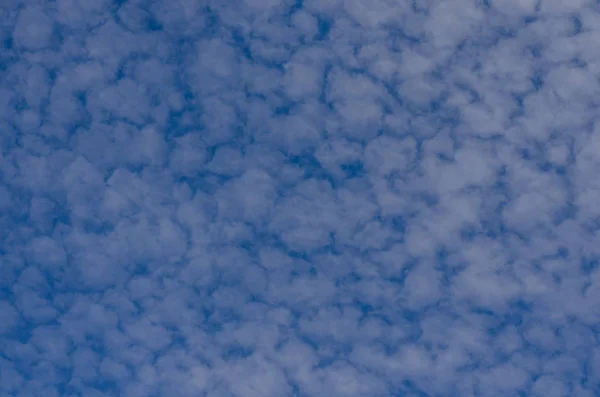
1,0,600,396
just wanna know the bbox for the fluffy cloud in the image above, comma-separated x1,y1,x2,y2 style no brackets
1,0,599,396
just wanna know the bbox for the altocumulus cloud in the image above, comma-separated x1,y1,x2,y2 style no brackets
1,0,600,396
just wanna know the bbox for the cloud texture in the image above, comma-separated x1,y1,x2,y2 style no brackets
1,0,600,396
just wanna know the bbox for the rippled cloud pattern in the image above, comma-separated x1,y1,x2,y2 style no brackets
1,1,600,396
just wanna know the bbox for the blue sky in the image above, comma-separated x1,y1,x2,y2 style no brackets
1,0,599,396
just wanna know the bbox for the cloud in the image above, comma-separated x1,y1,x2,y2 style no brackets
12,6,55,51
1,0,600,396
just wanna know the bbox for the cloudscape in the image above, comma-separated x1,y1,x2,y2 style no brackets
1,0,599,396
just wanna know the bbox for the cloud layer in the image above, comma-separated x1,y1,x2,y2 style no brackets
1,0,600,396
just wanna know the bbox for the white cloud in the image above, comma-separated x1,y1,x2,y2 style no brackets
13,6,54,50
2,0,600,396
0,301,19,335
